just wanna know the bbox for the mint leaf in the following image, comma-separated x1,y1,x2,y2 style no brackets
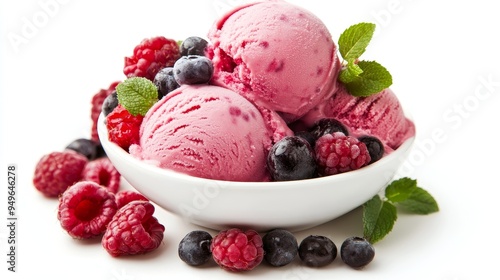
397,186,440,215
338,22,376,61
343,60,392,97
363,195,397,244
338,61,364,84
116,77,158,116
385,177,417,203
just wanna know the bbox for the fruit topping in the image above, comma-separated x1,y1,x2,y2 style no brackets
153,67,179,99
105,104,144,150
101,91,119,117
309,118,349,140
180,36,209,56
267,136,317,181
358,135,384,164
173,55,214,85
57,181,117,239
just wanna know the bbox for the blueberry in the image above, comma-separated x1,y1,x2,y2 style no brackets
178,230,213,266
294,131,316,148
358,136,384,164
309,118,349,140
262,229,298,267
180,36,208,56
153,67,179,99
65,138,100,160
102,91,118,117
298,235,337,267
340,237,375,269
173,55,213,85
267,136,317,181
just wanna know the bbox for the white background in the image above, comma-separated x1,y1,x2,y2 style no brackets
1,0,499,279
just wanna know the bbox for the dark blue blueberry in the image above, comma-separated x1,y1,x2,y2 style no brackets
298,235,337,267
65,138,100,160
178,231,213,266
340,236,375,269
173,55,213,85
180,36,208,56
267,136,317,181
153,67,179,99
309,118,349,140
263,229,298,267
102,91,118,117
294,131,316,148
358,136,384,164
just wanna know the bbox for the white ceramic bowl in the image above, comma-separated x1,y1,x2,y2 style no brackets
98,113,415,232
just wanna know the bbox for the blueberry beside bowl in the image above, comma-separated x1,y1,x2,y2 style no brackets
98,113,415,232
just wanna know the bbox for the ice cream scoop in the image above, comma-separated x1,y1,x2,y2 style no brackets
208,0,341,123
129,84,291,182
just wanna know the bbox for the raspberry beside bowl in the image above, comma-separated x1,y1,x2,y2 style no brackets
98,113,416,232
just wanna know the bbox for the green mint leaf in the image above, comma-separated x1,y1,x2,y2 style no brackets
385,177,417,203
116,77,158,116
339,61,364,84
397,186,440,215
343,60,393,97
363,195,397,244
338,22,376,61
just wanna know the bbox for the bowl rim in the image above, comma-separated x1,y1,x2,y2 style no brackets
98,113,416,190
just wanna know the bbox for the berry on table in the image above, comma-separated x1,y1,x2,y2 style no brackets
101,91,119,117
358,135,384,164
315,132,371,176
102,201,165,257
153,67,179,99
267,136,317,181
173,55,214,85
81,157,121,194
57,181,117,239
180,36,209,56
298,235,337,267
105,104,144,151
33,150,88,197
309,118,349,140
65,138,100,161
115,190,148,209
91,81,120,143
211,228,264,272
262,229,298,267
340,236,375,269
178,230,213,266
123,36,180,81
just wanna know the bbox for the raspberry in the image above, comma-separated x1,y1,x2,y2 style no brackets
105,104,144,151
57,181,117,239
211,228,264,272
82,157,121,193
102,201,165,257
115,190,148,209
91,81,120,143
33,150,88,197
123,36,181,81
315,132,371,176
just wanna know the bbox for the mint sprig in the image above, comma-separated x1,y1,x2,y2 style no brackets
363,177,439,243
337,22,393,97
116,77,158,116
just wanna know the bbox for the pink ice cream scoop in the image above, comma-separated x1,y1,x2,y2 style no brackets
296,83,415,153
129,85,291,182
207,0,341,123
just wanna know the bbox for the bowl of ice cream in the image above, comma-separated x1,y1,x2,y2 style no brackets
98,111,415,232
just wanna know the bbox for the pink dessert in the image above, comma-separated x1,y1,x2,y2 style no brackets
295,82,415,153
208,0,341,123
130,85,292,182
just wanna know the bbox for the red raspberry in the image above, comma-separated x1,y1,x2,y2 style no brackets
81,157,121,193
315,132,371,176
33,150,88,197
123,36,180,81
211,228,264,272
106,104,143,151
57,181,117,239
115,190,149,209
91,81,120,143
102,201,165,257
